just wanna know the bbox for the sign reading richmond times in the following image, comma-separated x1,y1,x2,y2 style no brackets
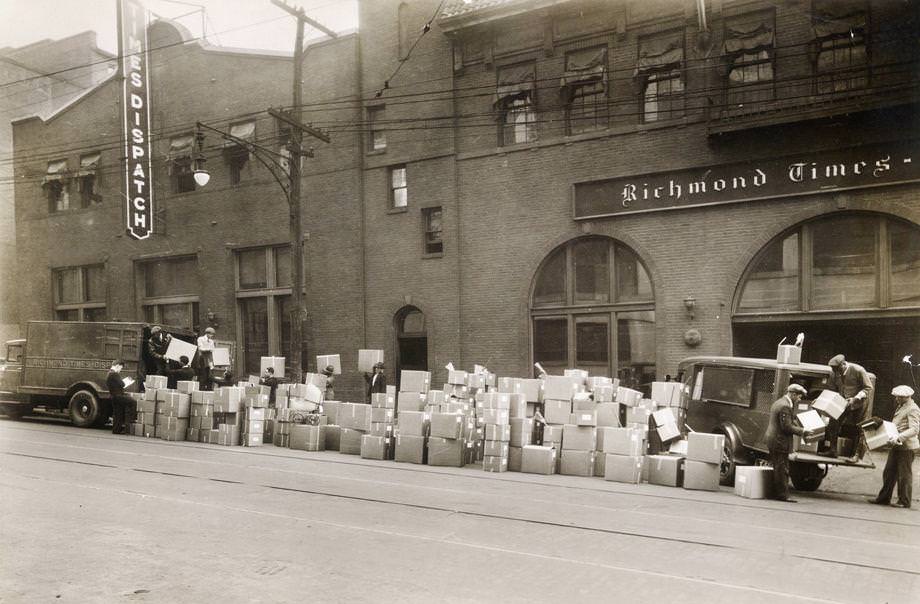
573,140,920,219
118,0,154,240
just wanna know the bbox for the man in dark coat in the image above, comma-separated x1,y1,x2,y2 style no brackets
764,383,810,502
106,360,135,435
364,361,386,403
146,326,171,376
825,354,874,460
166,356,196,389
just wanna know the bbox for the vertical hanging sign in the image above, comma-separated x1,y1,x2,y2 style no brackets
118,0,154,240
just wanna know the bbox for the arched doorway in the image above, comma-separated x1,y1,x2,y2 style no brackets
530,236,655,389
733,212,920,418
395,306,427,388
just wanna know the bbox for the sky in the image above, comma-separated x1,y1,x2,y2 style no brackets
0,0,358,55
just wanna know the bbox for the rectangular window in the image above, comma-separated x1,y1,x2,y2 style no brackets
77,152,102,207
813,2,868,95
52,264,106,321
139,256,199,330
534,317,568,372
168,134,196,194
496,62,537,146
692,365,755,407
637,32,685,123
723,12,776,109
562,47,609,135
224,121,254,185
44,159,69,213
423,207,443,255
367,106,387,151
390,165,408,209
235,245,295,375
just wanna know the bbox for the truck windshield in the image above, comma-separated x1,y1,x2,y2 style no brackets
691,365,755,407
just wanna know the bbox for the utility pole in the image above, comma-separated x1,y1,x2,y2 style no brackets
271,0,336,383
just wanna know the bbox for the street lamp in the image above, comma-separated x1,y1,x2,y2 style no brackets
192,130,210,187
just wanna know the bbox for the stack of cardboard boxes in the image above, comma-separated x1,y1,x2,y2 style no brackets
133,374,166,437
213,385,243,446
338,402,372,455
188,390,214,442
240,386,269,447
683,432,724,491
362,389,397,460
603,426,647,483
156,389,190,441
480,391,512,472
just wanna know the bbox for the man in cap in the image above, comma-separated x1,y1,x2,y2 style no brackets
868,385,919,509
764,383,813,502
197,326,217,391
106,360,135,435
146,325,171,376
322,364,336,401
365,361,386,403
824,354,874,459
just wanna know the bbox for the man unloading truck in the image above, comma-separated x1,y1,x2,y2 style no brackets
765,383,813,503
824,354,874,460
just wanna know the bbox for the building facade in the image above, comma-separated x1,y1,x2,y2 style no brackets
13,1,920,416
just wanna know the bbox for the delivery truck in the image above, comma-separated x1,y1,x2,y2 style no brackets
677,355,876,491
0,321,198,427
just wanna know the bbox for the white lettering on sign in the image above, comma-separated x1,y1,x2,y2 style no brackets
119,0,154,240
620,168,767,207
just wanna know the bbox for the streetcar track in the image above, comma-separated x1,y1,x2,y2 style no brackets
3,426,916,532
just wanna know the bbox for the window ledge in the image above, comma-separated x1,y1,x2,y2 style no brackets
366,149,387,156
47,203,104,217
421,252,444,260
387,207,409,215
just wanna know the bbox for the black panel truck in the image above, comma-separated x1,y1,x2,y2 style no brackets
0,321,197,427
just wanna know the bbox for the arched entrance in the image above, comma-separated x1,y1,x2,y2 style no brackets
530,236,655,389
733,212,920,418
395,306,427,388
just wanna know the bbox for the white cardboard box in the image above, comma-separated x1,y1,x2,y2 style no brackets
734,466,773,499
358,349,384,373
165,338,198,363
261,356,286,379
316,354,341,375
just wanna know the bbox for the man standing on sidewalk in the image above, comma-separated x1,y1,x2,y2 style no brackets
764,383,810,502
106,360,135,435
869,385,919,509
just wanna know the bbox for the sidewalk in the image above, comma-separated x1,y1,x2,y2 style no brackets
820,449,920,502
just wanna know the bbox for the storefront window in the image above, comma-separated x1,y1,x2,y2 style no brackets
811,215,876,309
533,248,566,307
533,317,568,373
139,256,198,330
738,233,799,312
236,245,296,374
616,244,653,302
617,311,656,389
574,238,609,304
890,220,920,307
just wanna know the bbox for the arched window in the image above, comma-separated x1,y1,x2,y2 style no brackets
395,306,427,378
531,237,655,387
736,213,920,313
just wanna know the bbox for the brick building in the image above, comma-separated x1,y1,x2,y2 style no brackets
12,1,920,416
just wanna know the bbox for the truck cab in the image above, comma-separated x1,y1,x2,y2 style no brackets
678,355,875,491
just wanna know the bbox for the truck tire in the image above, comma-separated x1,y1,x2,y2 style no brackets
789,462,825,492
69,389,105,428
719,437,737,486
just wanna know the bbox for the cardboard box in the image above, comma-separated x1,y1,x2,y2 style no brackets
160,426,187,442
656,421,681,444
324,425,342,451
797,410,826,441
616,387,643,407
734,466,773,499
521,445,556,475
543,399,572,425
604,427,646,456
651,382,682,406
587,376,615,390
562,425,596,451
216,430,239,446
273,433,290,448
594,451,607,477
338,403,372,432
371,392,397,409
483,440,509,458
371,407,395,423
358,349,384,373
398,411,429,437
572,392,596,411
427,437,465,467
651,407,676,427
776,344,801,364
542,424,564,446
683,460,720,491
144,375,168,390
593,384,616,403
812,390,848,421
507,394,527,418
479,391,512,410
241,433,263,447
509,418,534,447
429,413,464,439
864,420,900,450
214,387,244,413
647,454,684,487
316,354,341,375
508,446,523,472
158,392,191,417
560,450,596,476
485,423,511,442
563,368,589,380
190,390,213,405
243,420,264,434
596,403,621,428
370,422,394,437
164,338,198,364
447,370,468,385
514,379,543,403
400,370,431,394
360,435,390,460
683,433,722,464
339,428,363,455
176,380,198,394
572,410,597,427
626,406,651,425
543,376,582,400
497,377,518,393
483,456,508,472
480,408,509,426
426,390,445,406
793,434,819,453
398,391,426,412
395,434,426,464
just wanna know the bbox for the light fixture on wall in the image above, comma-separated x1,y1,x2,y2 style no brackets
192,130,210,187
683,295,697,320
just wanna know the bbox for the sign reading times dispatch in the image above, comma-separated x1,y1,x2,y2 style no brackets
573,140,920,220
118,0,154,240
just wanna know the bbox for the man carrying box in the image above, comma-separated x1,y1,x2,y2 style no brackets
824,354,873,460
868,386,919,509
764,384,816,503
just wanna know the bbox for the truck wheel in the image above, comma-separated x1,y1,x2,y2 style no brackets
719,438,737,486
789,462,824,492
69,389,104,428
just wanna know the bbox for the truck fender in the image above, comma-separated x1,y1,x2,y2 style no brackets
66,381,106,400
714,422,748,464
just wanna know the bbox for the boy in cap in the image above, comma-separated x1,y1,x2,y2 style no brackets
825,354,874,459
764,383,814,502
868,385,919,508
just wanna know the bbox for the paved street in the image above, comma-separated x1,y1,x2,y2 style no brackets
1,417,919,604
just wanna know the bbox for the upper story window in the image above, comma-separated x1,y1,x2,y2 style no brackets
139,255,199,330
367,106,387,152
495,62,537,146
167,134,196,194
76,152,102,208
43,159,69,213
235,245,294,375
636,31,685,123
561,47,609,135
722,12,776,109
812,0,868,94
422,207,443,255
53,264,106,321
224,120,255,186
389,165,408,209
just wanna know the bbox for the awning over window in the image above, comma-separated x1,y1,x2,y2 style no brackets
560,47,608,102
42,159,68,185
76,152,101,177
167,134,195,161
813,0,866,38
494,63,535,107
635,35,683,75
223,120,256,148
723,21,775,54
